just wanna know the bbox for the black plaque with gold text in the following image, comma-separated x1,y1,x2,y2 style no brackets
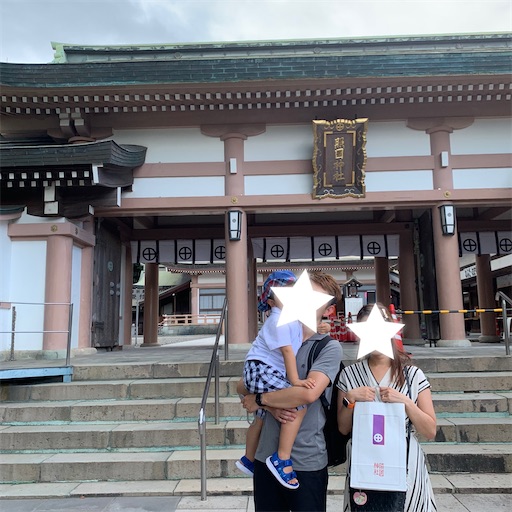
312,118,368,199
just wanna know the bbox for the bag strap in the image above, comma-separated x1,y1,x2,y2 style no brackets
307,335,332,410
404,366,412,469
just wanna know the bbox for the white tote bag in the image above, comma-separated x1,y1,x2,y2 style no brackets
350,401,407,491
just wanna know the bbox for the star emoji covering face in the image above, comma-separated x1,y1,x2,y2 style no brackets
270,270,334,332
348,304,404,359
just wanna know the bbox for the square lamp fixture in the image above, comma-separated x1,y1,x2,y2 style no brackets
439,204,456,236
227,210,242,241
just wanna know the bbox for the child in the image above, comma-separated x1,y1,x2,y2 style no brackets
236,270,316,490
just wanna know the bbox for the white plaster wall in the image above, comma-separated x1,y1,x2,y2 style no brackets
451,119,512,155
70,245,81,349
0,221,13,351
198,274,226,285
453,168,512,189
2,240,47,351
366,170,433,192
113,128,224,163
123,176,225,198
245,174,312,195
366,122,431,157
18,210,65,224
245,125,313,161
245,122,431,162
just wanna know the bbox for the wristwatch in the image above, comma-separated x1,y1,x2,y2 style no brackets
255,393,264,407
343,396,355,409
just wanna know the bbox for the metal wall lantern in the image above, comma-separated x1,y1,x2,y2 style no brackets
439,204,456,236
227,210,242,241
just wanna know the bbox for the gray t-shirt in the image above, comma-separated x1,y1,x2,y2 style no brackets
255,333,343,471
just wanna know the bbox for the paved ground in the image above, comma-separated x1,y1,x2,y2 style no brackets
1,492,511,511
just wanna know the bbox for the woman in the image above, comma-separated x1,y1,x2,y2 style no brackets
337,304,437,511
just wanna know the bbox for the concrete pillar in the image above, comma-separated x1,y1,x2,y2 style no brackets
78,218,94,349
141,262,159,347
476,254,500,343
396,212,422,344
374,257,391,306
44,235,73,350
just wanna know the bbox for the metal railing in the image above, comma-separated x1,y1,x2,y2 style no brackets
495,292,512,355
397,303,511,355
197,297,228,501
159,313,222,326
0,301,74,364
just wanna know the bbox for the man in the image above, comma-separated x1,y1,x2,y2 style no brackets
240,271,343,512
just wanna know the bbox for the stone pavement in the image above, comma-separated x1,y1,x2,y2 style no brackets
1,489,511,511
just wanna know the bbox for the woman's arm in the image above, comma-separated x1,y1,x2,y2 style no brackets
378,386,437,440
336,386,377,435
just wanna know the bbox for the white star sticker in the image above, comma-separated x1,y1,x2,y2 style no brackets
271,270,334,332
347,304,404,359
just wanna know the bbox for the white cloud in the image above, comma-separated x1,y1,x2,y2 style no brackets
0,0,510,63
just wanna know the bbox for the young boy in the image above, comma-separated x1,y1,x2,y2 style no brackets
236,270,316,489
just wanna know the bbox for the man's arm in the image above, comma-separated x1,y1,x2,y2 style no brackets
243,370,330,411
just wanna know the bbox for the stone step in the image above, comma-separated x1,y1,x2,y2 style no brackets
0,397,245,424
2,416,509,453
71,360,244,381
431,417,512,443
1,473,510,499
5,374,511,407
424,443,512,473
3,377,241,402
0,420,249,452
432,391,511,413
415,355,512,374
428,372,512,392
1,445,510,484
64,356,512,382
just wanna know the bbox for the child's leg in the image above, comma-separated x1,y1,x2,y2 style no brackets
277,406,306,461
245,416,263,461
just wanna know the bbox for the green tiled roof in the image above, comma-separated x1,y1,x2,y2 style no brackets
1,33,510,88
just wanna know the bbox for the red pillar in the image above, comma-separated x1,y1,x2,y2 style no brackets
223,133,249,344
44,235,73,351
396,212,422,344
428,126,468,346
374,257,391,306
476,254,500,343
141,262,159,347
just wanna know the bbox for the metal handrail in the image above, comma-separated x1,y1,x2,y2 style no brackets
197,297,228,501
0,301,73,365
496,292,512,355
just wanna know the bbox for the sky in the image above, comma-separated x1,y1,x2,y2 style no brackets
0,0,511,64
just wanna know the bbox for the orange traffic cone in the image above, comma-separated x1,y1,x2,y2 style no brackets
389,304,405,351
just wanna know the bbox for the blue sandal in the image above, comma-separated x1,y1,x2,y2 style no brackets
265,452,300,489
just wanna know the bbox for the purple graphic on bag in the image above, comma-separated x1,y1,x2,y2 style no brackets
372,414,385,445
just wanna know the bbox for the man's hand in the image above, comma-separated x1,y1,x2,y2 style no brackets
241,393,259,413
268,407,298,424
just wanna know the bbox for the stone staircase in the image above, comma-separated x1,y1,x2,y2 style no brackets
0,353,511,495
